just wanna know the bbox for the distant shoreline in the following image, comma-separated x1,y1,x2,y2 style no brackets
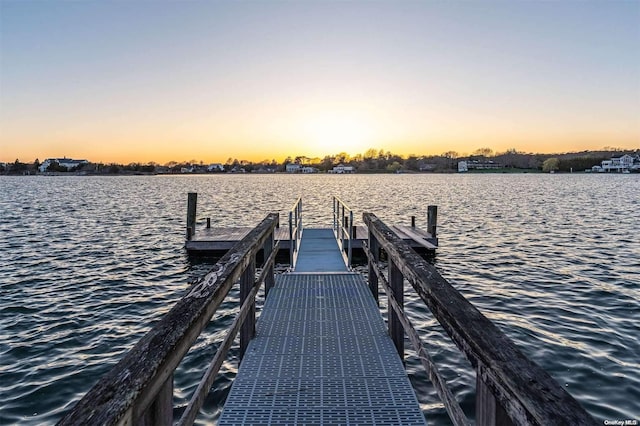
4,169,638,177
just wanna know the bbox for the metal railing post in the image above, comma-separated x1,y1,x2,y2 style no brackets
348,210,353,266
289,210,294,267
333,197,336,232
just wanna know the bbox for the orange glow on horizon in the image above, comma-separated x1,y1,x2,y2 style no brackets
2,130,638,165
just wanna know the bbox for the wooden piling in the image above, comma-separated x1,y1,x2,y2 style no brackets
411,215,416,228
186,192,197,240
206,218,211,229
427,205,437,238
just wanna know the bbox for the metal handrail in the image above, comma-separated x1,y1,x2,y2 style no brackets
363,212,597,426
332,196,353,267
288,196,303,269
59,213,280,426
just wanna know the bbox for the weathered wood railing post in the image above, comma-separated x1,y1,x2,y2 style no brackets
367,230,379,303
136,375,173,426
427,205,437,239
59,213,280,426
476,373,514,426
362,211,597,426
263,229,275,296
389,260,404,359
239,256,256,360
186,192,197,240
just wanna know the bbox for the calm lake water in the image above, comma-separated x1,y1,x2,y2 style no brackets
1,174,638,425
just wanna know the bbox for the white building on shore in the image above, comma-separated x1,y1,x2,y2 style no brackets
39,158,88,172
329,164,355,174
592,154,638,173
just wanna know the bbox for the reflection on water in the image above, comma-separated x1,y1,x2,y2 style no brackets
0,174,638,424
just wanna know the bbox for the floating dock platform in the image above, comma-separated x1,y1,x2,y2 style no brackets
185,224,435,252
185,194,438,259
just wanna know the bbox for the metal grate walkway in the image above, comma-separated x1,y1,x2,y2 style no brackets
293,228,348,272
219,273,426,425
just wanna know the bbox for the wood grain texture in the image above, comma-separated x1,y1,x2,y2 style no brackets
365,242,470,426
58,213,279,426
363,212,597,426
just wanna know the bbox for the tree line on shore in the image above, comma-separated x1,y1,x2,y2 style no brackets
2,147,637,175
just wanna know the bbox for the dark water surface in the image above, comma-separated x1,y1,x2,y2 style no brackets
1,174,638,424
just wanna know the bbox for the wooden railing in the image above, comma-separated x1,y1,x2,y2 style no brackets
58,213,279,426
288,196,302,268
363,212,597,426
332,196,354,266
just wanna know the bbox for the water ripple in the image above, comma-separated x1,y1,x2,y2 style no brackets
1,174,638,424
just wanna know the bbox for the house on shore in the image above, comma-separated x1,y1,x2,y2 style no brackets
39,158,88,172
329,164,355,174
592,154,638,173
285,164,318,173
457,160,502,172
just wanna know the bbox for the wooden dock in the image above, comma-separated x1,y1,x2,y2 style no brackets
219,228,426,424
186,225,436,252
59,199,597,426
185,194,438,257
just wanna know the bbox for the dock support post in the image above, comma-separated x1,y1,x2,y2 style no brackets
427,205,437,238
264,230,275,296
239,257,256,361
411,215,416,228
389,260,404,359
186,192,197,240
136,374,173,426
476,372,514,426
206,217,211,229
367,231,379,303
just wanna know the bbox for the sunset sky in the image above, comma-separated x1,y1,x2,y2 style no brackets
1,1,639,164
